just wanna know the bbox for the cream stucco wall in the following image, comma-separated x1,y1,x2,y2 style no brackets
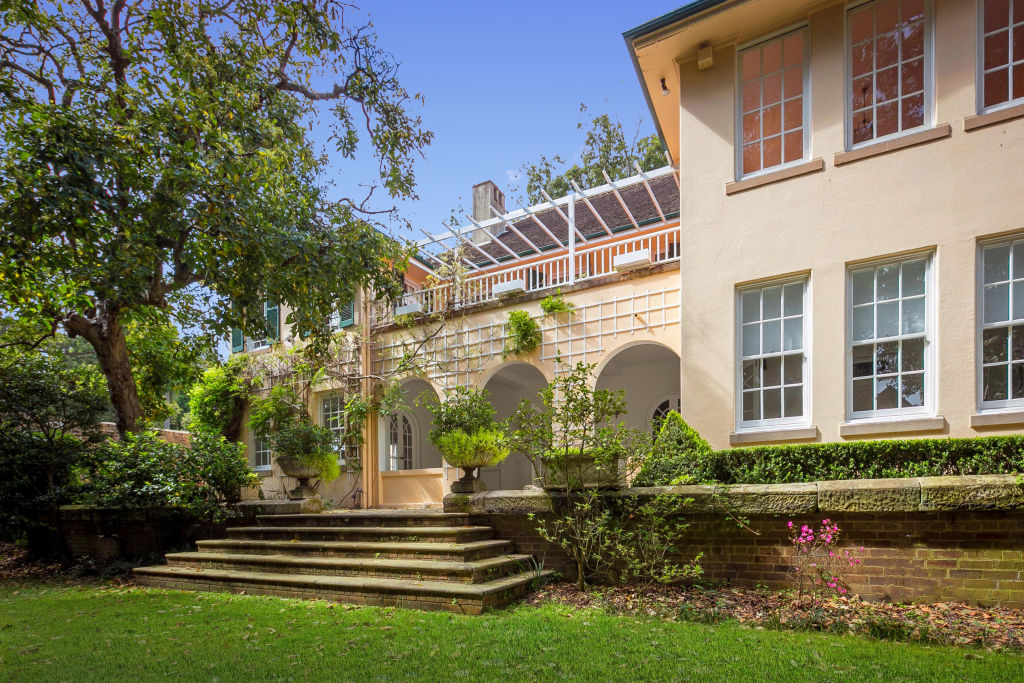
670,0,1024,449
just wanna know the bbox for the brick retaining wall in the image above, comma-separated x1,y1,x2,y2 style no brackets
446,476,1024,608
54,506,227,561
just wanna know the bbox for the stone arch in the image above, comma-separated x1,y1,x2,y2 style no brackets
479,362,549,490
594,341,681,432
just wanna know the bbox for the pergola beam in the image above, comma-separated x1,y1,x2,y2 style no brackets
569,179,613,236
464,214,522,260
633,161,666,223
540,189,587,242
517,203,566,248
442,223,501,266
601,169,641,231
418,229,481,270
488,205,544,255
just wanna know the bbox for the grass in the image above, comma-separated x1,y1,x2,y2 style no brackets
1,580,1021,682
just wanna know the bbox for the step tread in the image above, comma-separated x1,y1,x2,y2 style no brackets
166,551,533,574
228,525,491,535
133,565,554,598
260,511,468,521
196,538,511,553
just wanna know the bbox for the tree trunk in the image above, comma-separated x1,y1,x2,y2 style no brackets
65,305,143,437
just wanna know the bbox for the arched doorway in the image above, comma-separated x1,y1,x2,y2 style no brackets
481,362,548,490
380,378,443,472
595,343,681,432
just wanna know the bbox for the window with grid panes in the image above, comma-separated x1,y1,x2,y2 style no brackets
980,239,1024,406
848,0,929,146
980,0,1024,110
849,256,930,417
321,394,355,467
739,280,807,426
738,28,808,177
387,414,413,471
251,433,271,470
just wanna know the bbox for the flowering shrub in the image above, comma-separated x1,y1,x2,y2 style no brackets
786,518,863,604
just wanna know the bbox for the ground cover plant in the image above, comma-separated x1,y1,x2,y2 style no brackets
1,580,1022,681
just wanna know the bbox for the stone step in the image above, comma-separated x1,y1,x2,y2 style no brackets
132,565,555,614
226,525,493,544
196,538,514,562
256,511,471,528
165,551,536,584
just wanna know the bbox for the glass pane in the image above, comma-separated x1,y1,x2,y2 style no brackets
984,364,1009,402
901,296,926,335
763,286,782,318
1013,242,1024,279
763,40,783,73
763,135,782,169
876,376,899,410
783,282,803,315
743,111,762,144
743,391,761,421
1013,324,1024,360
763,319,782,354
902,93,924,129
985,0,1010,34
903,17,924,58
853,344,874,378
983,327,1009,364
853,108,874,144
784,353,803,384
763,356,782,387
877,264,900,300
985,283,1011,324
742,290,761,323
783,97,802,131
876,341,899,375
853,378,874,412
851,7,874,44
742,323,760,357
784,66,803,99
743,142,761,175
901,373,924,408
852,269,875,305
985,68,1010,109
876,101,899,137
742,49,761,82
877,66,899,103
742,359,760,389
1014,363,1024,400
985,244,1011,284
853,41,873,77
852,305,875,341
902,259,926,296
876,300,899,338
902,337,925,372
742,80,761,113
784,386,803,418
763,103,781,136
784,130,804,163
1014,281,1024,320
986,30,1010,71
763,388,782,419
784,317,803,351
901,58,923,94
783,32,804,67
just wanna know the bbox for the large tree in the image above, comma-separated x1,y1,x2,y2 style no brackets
0,0,430,435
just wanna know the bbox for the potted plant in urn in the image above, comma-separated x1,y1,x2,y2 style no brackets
248,386,340,499
424,387,509,493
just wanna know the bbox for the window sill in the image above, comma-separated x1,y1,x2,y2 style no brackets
725,158,825,195
839,415,946,438
729,425,819,445
970,409,1024,428
254,468,273,478
833,124,952,166
964,102,1024,131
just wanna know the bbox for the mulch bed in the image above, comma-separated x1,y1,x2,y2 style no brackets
0,542,69,581
527,582,1024,652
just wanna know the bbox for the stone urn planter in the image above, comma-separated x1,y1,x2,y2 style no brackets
451,467,487,494
275,455,320,500
542,450,621,490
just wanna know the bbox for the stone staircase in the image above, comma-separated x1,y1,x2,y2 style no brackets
132,510,552,614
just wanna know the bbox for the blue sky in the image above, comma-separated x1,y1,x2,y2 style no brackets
326,1,682,242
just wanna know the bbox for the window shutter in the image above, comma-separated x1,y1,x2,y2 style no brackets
338,299,355,329
231,327,244,353
265,302,279,342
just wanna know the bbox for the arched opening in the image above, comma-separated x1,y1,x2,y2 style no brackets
595,343,681,433
481,362,548,490
380,378,442,471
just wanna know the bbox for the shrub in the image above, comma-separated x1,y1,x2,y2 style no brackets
503,309,542,358
540,290,575,316
638,434,1024,486
424,386,496,447
634,411,713,486
433,427,509,469
187,358,250,440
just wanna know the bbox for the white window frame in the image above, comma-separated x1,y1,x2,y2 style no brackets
735,24,811,181
246,301,274,351
976,234,1024,411
386,413,414,471
735,275,812,431
320,394,355,468
251,432,272,471
976,0,1024,114
846,251,935,421
845,0,935,150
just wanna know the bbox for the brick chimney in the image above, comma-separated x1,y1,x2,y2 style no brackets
471,180,505,244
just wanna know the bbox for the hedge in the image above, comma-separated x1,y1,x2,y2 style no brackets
639,435,1024,486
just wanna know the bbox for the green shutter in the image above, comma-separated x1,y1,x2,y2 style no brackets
231,327,244,353
338,299,355,329
265,302,279,342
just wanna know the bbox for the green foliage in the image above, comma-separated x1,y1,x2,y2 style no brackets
247,386,340,482
434,428,510,469
634,411,713,487
503,310,542,359
187,358,250,439
519,105,666,204
423,386,496,447
539,290,575,316
638,435,1024,486
80,432,259,519
610,494,704,589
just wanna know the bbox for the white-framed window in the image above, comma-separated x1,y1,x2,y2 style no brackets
321,394,356,467
387,414,413,471
251,433,271,471
737,27,809,179
246,301,278,351
847,0,931,147
650,395,681,431
737,278,809,428
979,237,1024,408
978,0,1024,112
848,253,932,419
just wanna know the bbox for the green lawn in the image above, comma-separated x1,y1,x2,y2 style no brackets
0,581,1020,682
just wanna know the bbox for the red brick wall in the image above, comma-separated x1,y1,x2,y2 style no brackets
97,423,191,445
477,511,1024,608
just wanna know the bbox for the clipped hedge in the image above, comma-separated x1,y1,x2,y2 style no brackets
641,435,1024,486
